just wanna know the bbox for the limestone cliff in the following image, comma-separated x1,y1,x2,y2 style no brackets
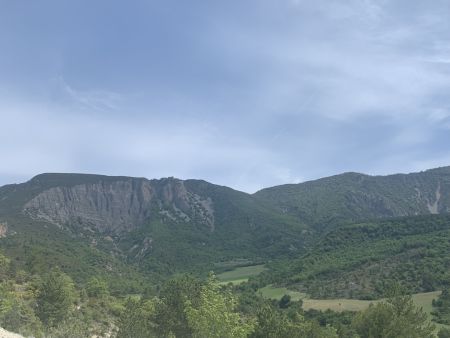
23,177,214,233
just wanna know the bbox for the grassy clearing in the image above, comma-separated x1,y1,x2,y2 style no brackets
258,285,306,301
259,286,443,317
303,291,442,313
411,291,450,331
216,264,266,285
302,298,375,312
412,291,441,314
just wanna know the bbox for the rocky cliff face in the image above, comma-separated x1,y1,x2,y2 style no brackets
19,168,450,236
0,222,7,238
23,177,214,233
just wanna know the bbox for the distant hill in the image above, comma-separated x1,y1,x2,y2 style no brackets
254,166,450,231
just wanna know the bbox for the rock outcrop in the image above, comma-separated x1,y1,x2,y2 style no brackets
23,177,214,233
0,222,7,238
0,328,24,338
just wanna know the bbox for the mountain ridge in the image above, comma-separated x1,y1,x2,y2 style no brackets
254,165,450,231
0,166,449,290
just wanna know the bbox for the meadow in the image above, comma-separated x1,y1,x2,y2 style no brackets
216,264,267,285
259,285,441,314
218,265,443,314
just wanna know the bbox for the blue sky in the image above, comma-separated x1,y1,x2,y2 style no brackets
1,0,450,192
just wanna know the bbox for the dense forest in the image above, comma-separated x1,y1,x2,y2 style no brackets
0,250,446,337
253,214,450,299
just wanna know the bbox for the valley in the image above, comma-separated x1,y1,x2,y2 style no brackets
1,166,450,337
3,0,448,336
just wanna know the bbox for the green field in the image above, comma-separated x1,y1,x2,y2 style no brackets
302,291,442,313
259,286,442,316
216,264,267,285
258,285,306,301
412,291,441,314
302,297,376,312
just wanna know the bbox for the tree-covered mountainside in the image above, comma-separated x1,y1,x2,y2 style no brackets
255,214,450,299
254,166,450,232
0,167,450,296
0,173,308,287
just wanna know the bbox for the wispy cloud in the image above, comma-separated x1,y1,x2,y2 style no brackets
56,77,122,112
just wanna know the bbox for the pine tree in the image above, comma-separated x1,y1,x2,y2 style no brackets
36,269,76,327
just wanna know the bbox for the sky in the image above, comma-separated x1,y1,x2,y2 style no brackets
1,0,450,193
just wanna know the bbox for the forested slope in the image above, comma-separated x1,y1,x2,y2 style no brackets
256,214,450,299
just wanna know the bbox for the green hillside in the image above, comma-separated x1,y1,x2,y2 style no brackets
256,214,450,299
0,174,308,289
0,222,146,295
254,166,450,231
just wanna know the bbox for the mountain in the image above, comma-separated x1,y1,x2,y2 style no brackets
1,167,450,293
254,166,450,231
0,173,307,290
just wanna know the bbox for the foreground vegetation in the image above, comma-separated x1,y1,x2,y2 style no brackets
2,248,448,337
